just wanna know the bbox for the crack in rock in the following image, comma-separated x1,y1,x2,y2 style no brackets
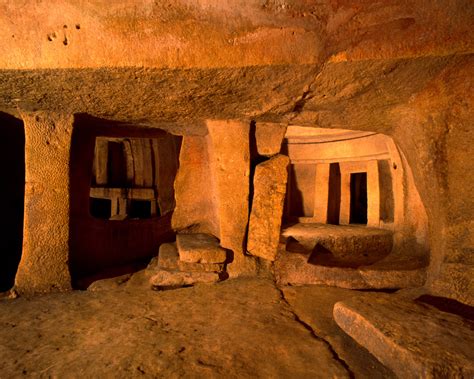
275,284,355,379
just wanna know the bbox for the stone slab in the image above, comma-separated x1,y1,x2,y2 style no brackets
207,120,250,256
247,155,289,261
281,223,393,266
150,270,220,289
176,234,227,264
158,242,225,272
275,249,426,289
255,122,287,156
333,294,474,378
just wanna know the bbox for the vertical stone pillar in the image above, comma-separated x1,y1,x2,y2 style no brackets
247,155,289,261
313,163,330,223
156,135,179,214
367,160,381,227
15,112,73,293
172,136,220,236
207,120,250,255
123,139,135,184
339,172,351,225
94,138,108,185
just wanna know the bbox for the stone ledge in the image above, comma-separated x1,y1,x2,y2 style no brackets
333,294,474,378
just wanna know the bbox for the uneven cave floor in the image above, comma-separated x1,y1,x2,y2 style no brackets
0,278,394,378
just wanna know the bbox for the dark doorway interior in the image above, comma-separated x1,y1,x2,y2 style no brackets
0,113,25,291
129,200,156,219
90,198,112,219
350,172,368,225
327,163,341,225
107,141,129,187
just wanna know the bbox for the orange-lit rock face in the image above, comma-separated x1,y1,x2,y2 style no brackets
0,0,470,311
0,3,473,378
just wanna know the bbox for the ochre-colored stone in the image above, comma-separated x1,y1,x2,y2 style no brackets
207,120,250,257
15,112,73,294
172,136,220,236
334,295,474,378
176,234,227,264
150,270,220,288
158,242,224,273
255,122,287,156
247,155,289,261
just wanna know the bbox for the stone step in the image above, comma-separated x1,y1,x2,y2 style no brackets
176,233,227,264
158,242,225,273
333,294,474,378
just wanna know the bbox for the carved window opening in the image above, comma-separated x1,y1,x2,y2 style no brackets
89,137,162,220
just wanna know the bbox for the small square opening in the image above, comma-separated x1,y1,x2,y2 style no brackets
128,200,158,219
90,198,112,219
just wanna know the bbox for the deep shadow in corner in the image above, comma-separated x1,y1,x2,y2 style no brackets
0,112,25,292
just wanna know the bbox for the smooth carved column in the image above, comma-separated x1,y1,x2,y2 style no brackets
313,163,330,223
15,112,73,293
367,160,381,227
339,172,351,225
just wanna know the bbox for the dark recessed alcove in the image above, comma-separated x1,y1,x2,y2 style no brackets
350,172,368,225
0,112,25,292
69,115,181,289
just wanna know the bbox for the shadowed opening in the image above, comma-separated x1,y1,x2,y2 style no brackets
0,113,25,292
69,115,181,289
350,172,368,225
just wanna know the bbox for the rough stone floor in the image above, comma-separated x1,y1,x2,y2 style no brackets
0,278,394,378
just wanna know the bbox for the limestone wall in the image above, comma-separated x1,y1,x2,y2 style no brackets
0,1,471,303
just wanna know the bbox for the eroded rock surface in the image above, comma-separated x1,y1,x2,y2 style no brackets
255,122,287,156
207,120,250,259
247,155,289,261
158,242,225,273
0,279,353,378
176,234,227,264
281,285,395,378
150,270,220,289
334,294,474,378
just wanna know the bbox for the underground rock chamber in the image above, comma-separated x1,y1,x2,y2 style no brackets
0,1,472,376
0,114,431,294
270,126,430,290
78,122,430,293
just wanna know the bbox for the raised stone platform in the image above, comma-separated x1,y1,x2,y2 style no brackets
275,223,426,289
333,294,474,378
282,223,393,267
